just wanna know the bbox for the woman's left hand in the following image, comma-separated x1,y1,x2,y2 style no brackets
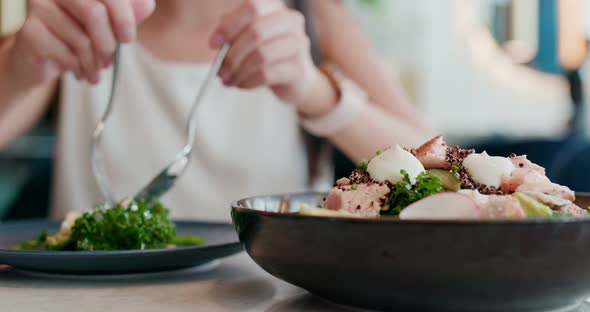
211,0,338,118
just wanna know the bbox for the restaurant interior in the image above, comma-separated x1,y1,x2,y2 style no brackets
2,1,590,311
1,0,588,220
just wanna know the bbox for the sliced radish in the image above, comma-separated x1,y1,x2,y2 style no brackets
399,192,480,220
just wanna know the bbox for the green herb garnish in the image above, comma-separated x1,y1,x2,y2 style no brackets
72,199,177,251
16,229,73,251
18,199,205,251
351,183,358,190
383,170,444,215
376,149,382,155
356,160,368,171
552,211,575,217
17,230,49,250
173,235,206,246
451,165,460,171
38,230,48,242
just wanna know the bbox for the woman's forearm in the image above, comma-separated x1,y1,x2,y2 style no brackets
308,0,433,163
314,0,427,131
327,102,434,163
0,38,56,149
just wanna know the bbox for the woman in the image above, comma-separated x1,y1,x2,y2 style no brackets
0,0,430,221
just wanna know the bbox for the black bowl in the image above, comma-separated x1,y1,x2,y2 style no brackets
231,193,590,312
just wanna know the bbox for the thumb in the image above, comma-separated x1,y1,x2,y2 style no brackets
131,0,156,24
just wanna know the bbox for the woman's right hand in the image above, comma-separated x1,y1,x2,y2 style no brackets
9,0,155,87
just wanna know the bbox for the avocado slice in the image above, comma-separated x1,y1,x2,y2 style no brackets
426,169,461,191
512,192,553,217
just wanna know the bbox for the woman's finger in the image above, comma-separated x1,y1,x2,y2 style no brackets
19,15,79,82
226,35,301,86
210,0,284,48
31,0,97,81
235,59,299,90
99,0,136,42
57,0,117,64
220,10,304,80
130,0,157,23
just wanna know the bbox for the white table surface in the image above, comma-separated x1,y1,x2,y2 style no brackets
0,253,355,312
2,253,590,312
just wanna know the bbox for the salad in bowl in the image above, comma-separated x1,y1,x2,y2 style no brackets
301,136,587,220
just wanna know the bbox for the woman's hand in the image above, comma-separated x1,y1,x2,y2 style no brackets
211,0,339,118
9,0,155,87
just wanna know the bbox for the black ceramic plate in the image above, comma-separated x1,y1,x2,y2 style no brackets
231,192,590,312
0,220,242,274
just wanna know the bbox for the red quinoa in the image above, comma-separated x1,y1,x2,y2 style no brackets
349,169,372,185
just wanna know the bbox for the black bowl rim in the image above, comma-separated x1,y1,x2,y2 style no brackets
231,191,590,226
0,219,241,256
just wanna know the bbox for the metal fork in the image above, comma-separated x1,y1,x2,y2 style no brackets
91,44,121,205
134,43,230,202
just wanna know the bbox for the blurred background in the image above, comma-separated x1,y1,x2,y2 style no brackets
0,0,589,220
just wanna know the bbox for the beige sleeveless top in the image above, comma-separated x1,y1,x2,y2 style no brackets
52,43,331,222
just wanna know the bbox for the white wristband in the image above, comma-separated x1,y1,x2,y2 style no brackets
300,76,368,137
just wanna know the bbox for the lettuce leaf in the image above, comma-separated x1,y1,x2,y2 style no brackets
383,170,444,215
